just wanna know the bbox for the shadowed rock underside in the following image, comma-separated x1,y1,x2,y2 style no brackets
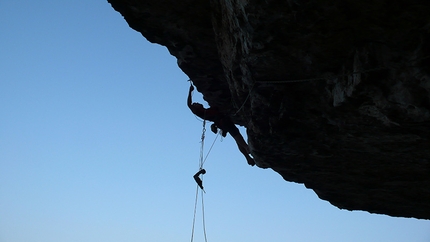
108,0,430,219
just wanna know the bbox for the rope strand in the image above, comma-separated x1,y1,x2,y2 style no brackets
202,132,220,167
256,55,430,84
190,185,199,242
199,120,206,169
231,55,430,115
233,82,256,116
201,190,208,242
191,119,209,242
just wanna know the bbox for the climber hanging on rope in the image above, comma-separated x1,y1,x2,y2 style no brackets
187,84,255,166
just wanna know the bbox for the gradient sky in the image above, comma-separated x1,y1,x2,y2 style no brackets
1,1,429,242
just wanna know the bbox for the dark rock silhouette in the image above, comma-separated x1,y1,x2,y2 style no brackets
108,0,430,219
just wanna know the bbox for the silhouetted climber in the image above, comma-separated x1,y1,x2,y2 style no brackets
187,84,255,166
193,169,206,190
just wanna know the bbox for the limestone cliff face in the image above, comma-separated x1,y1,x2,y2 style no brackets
108,0,430,219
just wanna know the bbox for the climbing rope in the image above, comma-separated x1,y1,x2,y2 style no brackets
199,120,206,170
231,55,430,115
232,81,256,116
256,66,390,84
190,119,209,242
233,66,388,115
191,184,207,242
255,55,430,84
202,132,220,167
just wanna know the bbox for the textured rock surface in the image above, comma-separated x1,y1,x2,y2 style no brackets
108,0,430,219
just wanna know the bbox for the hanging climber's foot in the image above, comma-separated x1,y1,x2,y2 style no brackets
247,156,255,166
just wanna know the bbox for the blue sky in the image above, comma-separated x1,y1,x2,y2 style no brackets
1,1,429,242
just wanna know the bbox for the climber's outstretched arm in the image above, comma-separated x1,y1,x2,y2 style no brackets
187,84,194,109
